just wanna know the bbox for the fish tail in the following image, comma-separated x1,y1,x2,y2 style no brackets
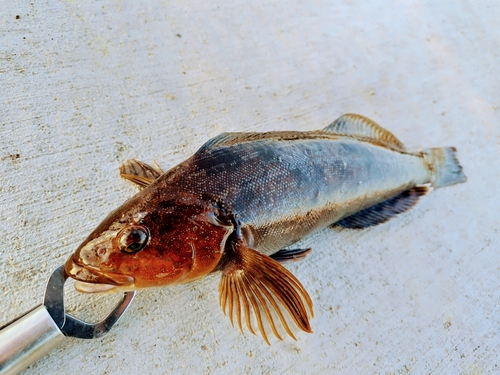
422,147,467,188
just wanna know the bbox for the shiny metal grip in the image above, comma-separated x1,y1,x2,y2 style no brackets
0,266,135,375
0,305,65,375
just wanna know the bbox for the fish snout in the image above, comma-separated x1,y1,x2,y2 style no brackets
73,230,118,268
64,231,135,292
64,229,134,285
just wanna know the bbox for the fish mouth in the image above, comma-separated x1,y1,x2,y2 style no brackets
64,257,135,294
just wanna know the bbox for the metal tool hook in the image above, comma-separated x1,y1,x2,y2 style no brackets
43,266,136,339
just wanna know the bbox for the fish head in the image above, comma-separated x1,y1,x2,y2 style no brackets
64,192,234,293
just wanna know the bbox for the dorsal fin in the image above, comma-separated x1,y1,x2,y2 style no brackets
323,114,406,151
196,132,237,154
195,132,317,154
196,114,405,155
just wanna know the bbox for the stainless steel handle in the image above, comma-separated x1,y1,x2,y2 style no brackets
0,266,135,374
0,305,65,375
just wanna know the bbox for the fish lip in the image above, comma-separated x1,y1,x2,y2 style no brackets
73,281,132,294
64,256,134,287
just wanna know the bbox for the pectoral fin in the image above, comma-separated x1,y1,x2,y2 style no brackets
119,159,164,189
219,242,313,344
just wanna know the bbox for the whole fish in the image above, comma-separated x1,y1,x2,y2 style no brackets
65,114,466,343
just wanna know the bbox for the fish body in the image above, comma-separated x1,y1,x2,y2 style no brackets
65,114,466,343
164,132,430,254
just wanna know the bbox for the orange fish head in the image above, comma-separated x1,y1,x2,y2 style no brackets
64,192,234,293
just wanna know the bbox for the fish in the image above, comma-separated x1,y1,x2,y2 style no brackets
64,113,466,344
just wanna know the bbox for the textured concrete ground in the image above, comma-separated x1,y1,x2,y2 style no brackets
1,1,499,374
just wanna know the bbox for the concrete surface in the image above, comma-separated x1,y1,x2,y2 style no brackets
1,1,499,374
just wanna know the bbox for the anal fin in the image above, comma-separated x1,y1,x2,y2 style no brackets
119,159,164,189
219,242,313,345
270,248,312,263
334,186,428,229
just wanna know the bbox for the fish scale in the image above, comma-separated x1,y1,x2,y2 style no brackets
162,137,430,254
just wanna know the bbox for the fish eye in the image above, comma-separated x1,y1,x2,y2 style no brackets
117,225,150,254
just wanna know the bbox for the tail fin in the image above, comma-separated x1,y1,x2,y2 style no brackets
422,147,467,188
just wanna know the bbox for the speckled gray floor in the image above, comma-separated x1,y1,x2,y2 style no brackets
1,1,498,374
